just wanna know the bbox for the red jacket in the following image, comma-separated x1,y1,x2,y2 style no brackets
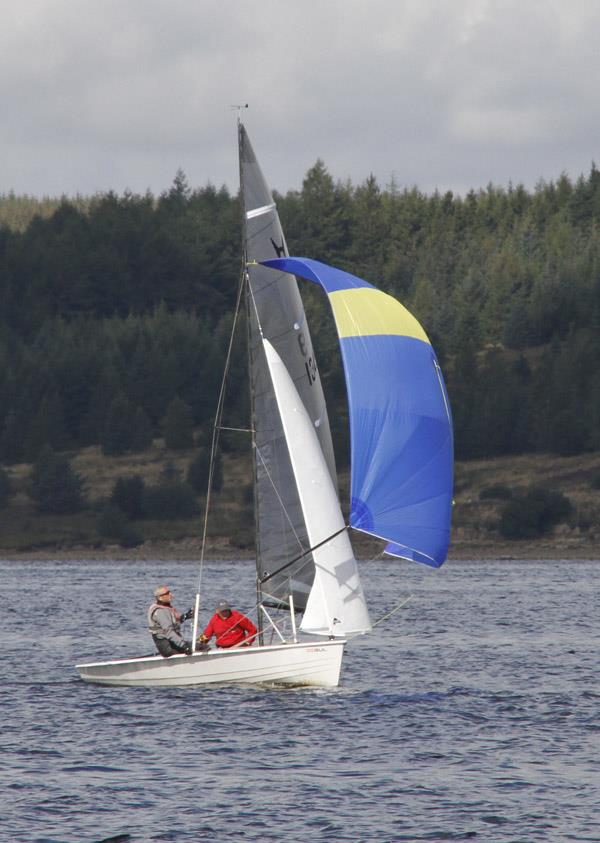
203,610,257,648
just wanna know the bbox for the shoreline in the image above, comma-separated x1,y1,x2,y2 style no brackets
1,538,599,563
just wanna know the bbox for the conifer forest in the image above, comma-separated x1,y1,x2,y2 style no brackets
1,161,600,548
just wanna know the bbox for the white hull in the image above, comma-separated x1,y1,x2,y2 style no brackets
75,639,345,688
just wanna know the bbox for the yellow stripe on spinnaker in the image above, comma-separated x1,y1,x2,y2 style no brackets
330,287,431,343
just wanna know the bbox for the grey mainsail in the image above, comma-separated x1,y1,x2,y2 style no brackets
239,122,337,610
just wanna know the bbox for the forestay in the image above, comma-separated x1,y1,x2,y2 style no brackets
239,126,337,608
262,257,454,569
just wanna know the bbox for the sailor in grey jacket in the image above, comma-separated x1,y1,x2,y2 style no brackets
148,584,193,657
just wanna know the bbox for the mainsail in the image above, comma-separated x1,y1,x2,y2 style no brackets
239,125,337,609
262,257,454,569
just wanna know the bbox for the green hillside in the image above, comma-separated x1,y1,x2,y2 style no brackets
1,439,598,559
1,162,600,557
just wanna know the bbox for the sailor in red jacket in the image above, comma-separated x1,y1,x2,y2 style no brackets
199,600,257,649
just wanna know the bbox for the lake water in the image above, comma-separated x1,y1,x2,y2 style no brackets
1,557,598,843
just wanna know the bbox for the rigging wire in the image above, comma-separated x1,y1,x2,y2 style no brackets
192,266,247,647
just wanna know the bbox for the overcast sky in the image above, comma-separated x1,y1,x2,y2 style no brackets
2,0,599,198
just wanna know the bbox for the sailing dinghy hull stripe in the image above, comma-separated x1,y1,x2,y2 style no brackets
261,256,454,569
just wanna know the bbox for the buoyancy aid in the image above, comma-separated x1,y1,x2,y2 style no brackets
147,602,182,635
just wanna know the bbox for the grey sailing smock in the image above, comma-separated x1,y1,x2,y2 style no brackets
147,604,187,648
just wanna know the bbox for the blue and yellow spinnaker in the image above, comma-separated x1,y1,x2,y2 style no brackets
261,257,453,568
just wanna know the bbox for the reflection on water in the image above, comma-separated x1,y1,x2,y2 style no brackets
2,558,599,842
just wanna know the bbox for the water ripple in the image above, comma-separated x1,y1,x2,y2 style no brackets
1,558,599,842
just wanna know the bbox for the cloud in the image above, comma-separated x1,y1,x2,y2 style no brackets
1,0,599,196
450,107,563,145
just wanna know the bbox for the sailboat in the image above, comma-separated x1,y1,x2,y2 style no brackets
75,122,453,688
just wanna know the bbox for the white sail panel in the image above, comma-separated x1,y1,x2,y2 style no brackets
262,339,371,637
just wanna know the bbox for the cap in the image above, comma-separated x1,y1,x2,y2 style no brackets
154,585,170,598
216,600,230,613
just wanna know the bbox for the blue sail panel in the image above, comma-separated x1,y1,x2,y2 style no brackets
261,257,454,568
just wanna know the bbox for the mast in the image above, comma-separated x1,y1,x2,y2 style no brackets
247,278,264,644
239,120,338,617
238,118,265,643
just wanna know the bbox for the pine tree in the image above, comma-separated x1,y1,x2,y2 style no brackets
298,160,351,263
142,465,197,520
163,396,194,450
187,447,222,494
102,394,145,456
110,475,145,520
97,505,143,547
130,406,154,452
23,393,70,461
0,410,25,464
28,446,85,513
0,466,12,508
